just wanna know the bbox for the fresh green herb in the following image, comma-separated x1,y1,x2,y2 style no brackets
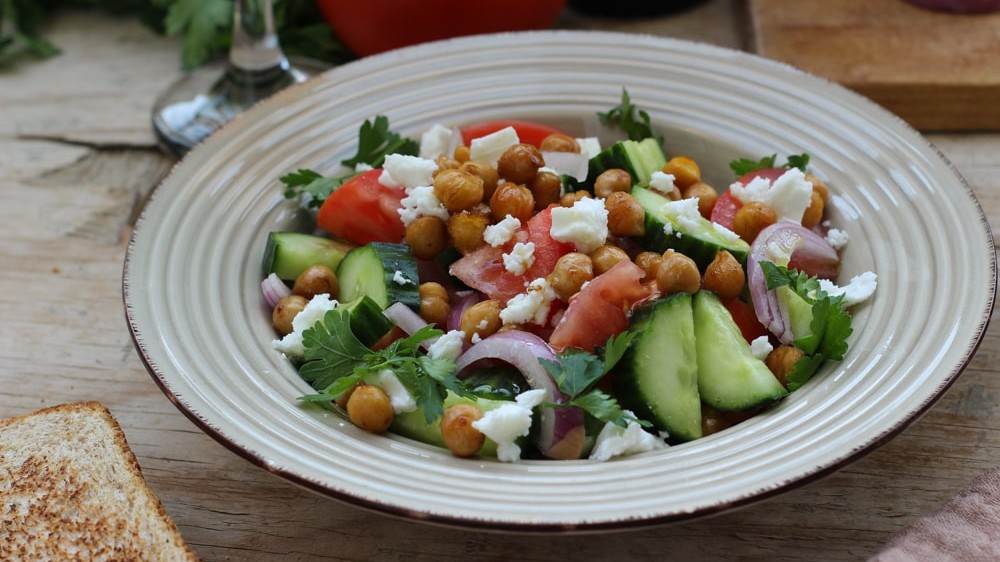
598,88,662,145
279,168,342,208
298,310,468,424
341,115,419,169
729,153,811,176
540,332,649,428
760,261,853,390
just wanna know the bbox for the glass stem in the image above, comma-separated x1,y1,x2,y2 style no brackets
224,0,295,99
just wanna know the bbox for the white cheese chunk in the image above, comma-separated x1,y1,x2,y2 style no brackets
502,242,535,275
418,124,454,159
750,336,774,361
469,126,519,166
576,137,602,159
826,228,849,250
500,277,557,326
483,215,521,247
649,171,677,196
818,271,878,307
272,294,338,358
549,197,608,254
397,185,450,226
426,329,466,361
589,416,667,461
378,154,438,190
472,389,547,462
365,369,417,414
392,270,413,286
729,167,813,223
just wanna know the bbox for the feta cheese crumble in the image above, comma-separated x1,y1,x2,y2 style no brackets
729,167,813,223
365,369,417,414
549,197,608,254
418,123,455,159
660,197,703,233
826,228,849,250
397,185,450,226
472,389,547,462
576,137,602,159
750,336,774,361
500,278,557,326
392,270,413,285
502,242,535,275
589,416,668,461
649,171,677,196
426,329,466,361
272,294,338,358
469,126,519,166
483,215,521,247
378,154,438,190
818,271,878,307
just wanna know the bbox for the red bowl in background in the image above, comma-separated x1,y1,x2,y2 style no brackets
316,0,567,57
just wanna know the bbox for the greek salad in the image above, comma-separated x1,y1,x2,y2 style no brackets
261,90,877,462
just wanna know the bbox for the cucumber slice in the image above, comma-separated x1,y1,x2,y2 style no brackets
336,242,420,310
693,291,788,411
391,392,516,458
632,186,750,271
776,286,817,354
262,231,355,281
570,138,667,191
340,296,394,347
614,294,702,442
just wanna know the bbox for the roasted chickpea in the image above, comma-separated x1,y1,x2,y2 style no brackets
766,345,805,387
346,384,394,433
433,169,484,212
433,155,461,174
547,252,594,301
539,133,580,153
460,160,500,201
497,143,544,185
272,294,307,336
440,404,485,457
453,145,471,163
292,264,339,299
490,181,535,223
656,249,701,294
701,404,732,437
662,156,701,189
590,244,630,276
605,191,645,237
801,189,825,229
732,201,777,243
805,172,829,205
683,181,719,219
334,383,358,410
448,209,489,255
418,282,450,327
634,251,663,283
405,216,448,260
703,250,745,299
593,168,632,199
559,190,590,208
459,299,502,342
530,171,563,211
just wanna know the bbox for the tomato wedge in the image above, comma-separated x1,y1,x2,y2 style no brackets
460,120,569,148
548,260,658,353
316,169,406,246
721,297,769,344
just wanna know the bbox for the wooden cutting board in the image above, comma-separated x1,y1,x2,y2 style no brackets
749,0,1000,131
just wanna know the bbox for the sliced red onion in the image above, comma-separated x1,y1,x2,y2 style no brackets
748,221,840,344
541,151,590,181
261,273,292,308
455,331,586,460
447,290,483,332
383,301,436,349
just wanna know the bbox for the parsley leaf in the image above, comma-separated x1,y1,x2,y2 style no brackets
729,153,811,176
278,168,343,208
298,308,369,390
162,0,232,70
785,153,810,171
598,88,663,144
341,115,419,169
569,390,646,428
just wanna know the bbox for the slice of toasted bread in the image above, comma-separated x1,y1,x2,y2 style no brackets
0,402,198,561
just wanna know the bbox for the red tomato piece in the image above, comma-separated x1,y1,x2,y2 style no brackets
448,206,574,302
720,297,769,344
316,169,406,246
549,260,657,353
460,120,569,148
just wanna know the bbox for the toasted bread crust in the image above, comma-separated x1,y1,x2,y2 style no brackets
0,402,199,561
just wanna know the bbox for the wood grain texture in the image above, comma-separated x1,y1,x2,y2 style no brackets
1,6,998,561
749,0,1000,131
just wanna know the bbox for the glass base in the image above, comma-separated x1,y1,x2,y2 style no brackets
151,57,329,159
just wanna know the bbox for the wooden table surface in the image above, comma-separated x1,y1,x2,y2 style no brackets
2,3,998,560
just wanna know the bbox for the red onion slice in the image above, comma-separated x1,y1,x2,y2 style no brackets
383,301,438,350
261,273,292,308
748,221,840,344
455,331,586,460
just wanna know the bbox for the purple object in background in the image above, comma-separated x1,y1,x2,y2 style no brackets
903,0,1000,12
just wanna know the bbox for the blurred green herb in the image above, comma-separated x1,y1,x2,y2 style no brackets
598,88,663,146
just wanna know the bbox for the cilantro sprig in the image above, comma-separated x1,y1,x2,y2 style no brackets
298,309,468,423
540,332,650,428
760,261,853,390
281,115,418,207
729,152,811,177
598,88,663,145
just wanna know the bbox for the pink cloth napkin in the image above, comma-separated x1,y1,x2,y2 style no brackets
869,467,1000,561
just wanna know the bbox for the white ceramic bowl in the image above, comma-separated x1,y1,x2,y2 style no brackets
124,31,995,531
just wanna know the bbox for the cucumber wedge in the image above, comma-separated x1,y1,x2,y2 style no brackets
632,186,750,271
614,294,702,442
336,242,419,310
391,392,516,458
693,291,788,412
263,231,355,281
340,296,394,347
570,138,667,191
